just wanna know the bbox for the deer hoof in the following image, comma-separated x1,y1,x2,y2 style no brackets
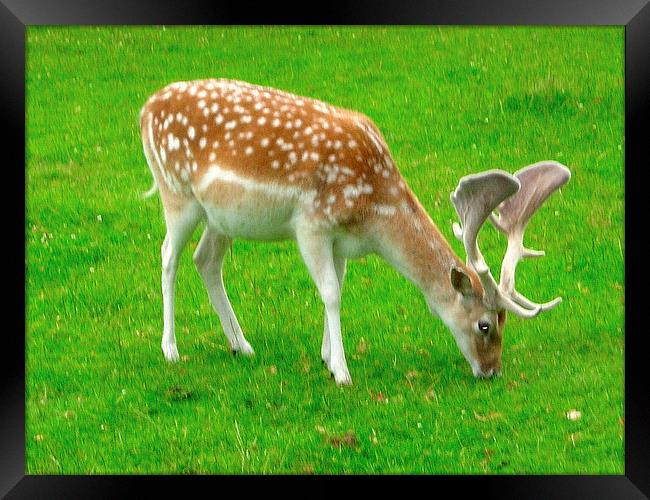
162,342,180,362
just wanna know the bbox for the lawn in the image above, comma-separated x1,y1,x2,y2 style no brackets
26,26,624,474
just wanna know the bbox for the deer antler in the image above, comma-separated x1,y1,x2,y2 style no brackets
450,162,571,318
450,169,520,310
489,161,571,313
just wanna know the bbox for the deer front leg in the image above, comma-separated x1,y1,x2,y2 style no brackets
296,227,351,386
321,256,346,368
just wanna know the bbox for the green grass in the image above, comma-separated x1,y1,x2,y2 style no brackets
26,26,624,474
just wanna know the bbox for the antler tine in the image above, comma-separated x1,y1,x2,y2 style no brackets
491,161,571,316
452,222,463,241
450,169,521,307
512,290,562,311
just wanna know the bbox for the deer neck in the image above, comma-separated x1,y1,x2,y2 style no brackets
374,190,467,315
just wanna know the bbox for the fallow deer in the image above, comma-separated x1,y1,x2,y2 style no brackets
139,79,570,386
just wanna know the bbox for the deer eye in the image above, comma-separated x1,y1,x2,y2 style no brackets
477,320,491,334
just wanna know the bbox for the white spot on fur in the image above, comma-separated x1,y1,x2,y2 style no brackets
313,102,330,114
356,120,384,154
372,203,396,216
343,184,360,200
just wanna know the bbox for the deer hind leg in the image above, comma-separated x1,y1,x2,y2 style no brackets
193,227,254,355
160,200,204,362
296,227,351,386
321,256,346,368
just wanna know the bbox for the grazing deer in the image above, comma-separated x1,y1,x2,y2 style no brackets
139,79,570,386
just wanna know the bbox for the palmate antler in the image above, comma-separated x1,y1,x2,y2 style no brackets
450,161,571,318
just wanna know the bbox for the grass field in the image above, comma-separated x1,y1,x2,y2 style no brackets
26,26,624,474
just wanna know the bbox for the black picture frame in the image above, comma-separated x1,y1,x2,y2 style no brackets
6,1,647,498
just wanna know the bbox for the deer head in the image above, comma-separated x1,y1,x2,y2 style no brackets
445,161,571,377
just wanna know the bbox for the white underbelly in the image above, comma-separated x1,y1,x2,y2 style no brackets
333,232,372,259
194,165,311,240
203,203,295,241
193,166,374,253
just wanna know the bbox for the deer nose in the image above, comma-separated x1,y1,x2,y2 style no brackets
474,367,499,379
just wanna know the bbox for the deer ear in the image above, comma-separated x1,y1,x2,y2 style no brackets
451,267,475,297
